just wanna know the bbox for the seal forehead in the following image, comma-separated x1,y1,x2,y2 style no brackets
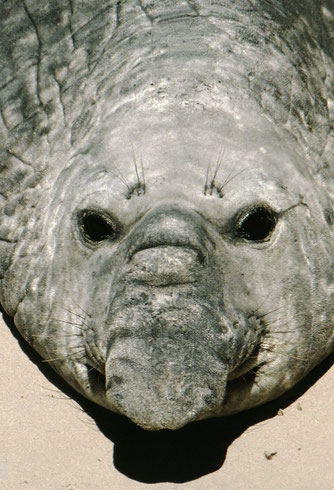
78,104,310,200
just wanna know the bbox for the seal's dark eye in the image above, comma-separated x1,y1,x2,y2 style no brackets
78,210,116,243
236,206,277,241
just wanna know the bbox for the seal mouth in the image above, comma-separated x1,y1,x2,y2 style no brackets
81,347,261,430
84,344,261,389
79,335,262,431
227,342,261,380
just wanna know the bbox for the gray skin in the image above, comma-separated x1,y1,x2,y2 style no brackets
0,0,333,430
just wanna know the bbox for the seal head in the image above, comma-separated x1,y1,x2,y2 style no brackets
5,104,333,430
0,1,333,431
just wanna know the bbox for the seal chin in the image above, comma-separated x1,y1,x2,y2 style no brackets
104,337,229,430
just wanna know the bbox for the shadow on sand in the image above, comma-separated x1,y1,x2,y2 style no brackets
3,308,333,484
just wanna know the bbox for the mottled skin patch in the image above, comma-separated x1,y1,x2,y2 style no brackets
0,1,333,430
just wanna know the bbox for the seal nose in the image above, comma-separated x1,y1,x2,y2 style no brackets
126,204,212,286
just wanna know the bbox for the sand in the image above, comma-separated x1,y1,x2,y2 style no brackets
1,312,333,490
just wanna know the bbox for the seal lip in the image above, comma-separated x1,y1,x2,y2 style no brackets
75,344,263,428
227,343,261,380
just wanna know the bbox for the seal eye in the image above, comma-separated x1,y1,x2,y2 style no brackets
236,206,277,241
78,210,116,243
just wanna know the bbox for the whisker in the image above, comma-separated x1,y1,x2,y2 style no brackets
64,308,87,322
260,342,307,362
256,306,285,319
111,166,131,192
43,352,87,363
204,162,211,195
212,144,225,182
140,156,146,193
51,318,86,328
132,145,141,184
262,312,302,328
31,332,83,339
205,145,226,195
218,166,258,193
70,301,92,319
248,293,273,315
263,317,288,326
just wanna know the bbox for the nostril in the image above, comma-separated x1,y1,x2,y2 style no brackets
130,241,206,263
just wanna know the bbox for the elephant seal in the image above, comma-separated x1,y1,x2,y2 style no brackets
0,1,333,430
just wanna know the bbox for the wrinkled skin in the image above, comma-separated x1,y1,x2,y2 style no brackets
0,1,333,430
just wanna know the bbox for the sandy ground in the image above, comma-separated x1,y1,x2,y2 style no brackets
1,312,333,490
